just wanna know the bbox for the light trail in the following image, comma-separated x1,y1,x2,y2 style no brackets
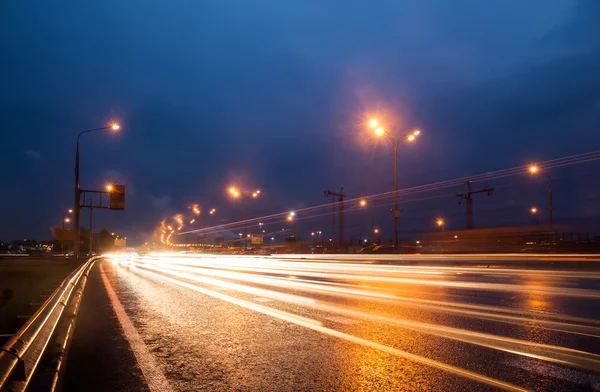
108,253,600,374
129,256,600,336
129,258,600,372
130,262,528,391
135,255,600,299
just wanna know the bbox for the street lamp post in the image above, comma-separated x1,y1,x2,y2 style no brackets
60,208,73,253
529,166,553,244
530,207,539,225
73,124,119,260
287,212,296,240
436,218,445,231
62,216,71,253
229,187,260,251
243,198,247,249
89,207,93,256
369,119,420,248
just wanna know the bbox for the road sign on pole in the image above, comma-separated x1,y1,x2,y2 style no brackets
109,185,126,210
251,234,263,245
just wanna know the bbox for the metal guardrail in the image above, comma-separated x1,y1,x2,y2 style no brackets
0,257,100,392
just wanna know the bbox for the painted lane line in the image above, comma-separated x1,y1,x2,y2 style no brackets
137,266,526,392
100,263,173,392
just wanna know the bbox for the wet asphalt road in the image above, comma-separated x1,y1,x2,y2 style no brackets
63,254,600,391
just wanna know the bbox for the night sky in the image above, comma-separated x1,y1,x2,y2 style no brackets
2,1,599,243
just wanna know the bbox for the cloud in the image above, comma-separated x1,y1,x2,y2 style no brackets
24,150,42,160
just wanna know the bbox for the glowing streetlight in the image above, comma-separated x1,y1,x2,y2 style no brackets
370,119,422,248
436,218,445,230
106,184,113,192
374,228,379,234
529,165,553,241
530,207,538,214
60,208,75,253
228,186,261,250
359,199,367,207
74,123,122,259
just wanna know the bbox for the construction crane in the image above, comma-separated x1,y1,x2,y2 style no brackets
324,186,347,246
456,181,493,230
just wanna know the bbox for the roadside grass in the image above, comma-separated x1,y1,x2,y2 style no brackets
0,257,78,334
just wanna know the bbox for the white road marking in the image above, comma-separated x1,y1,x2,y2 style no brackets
325,316,359,325
252,297,274,303
100,263,173,392
138,266,526,392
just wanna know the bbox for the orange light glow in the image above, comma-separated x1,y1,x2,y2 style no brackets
408,134,416,141
106,184,113,192
375,127,385,136
529,165,538,174
111,124,120,131
531,207,538,214
359,199,367,207
413,129,421,136
369,119,379,128
64,218,70,223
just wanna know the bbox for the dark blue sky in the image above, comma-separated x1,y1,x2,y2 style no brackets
1,0,599,242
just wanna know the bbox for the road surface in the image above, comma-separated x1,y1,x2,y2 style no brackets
63,253,600,391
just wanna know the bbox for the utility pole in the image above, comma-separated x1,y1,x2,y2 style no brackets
456,181,494,230
89,207,93,255
371,216,375,245
324,186,347,246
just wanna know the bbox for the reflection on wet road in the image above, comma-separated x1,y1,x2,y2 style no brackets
100,253,600,391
